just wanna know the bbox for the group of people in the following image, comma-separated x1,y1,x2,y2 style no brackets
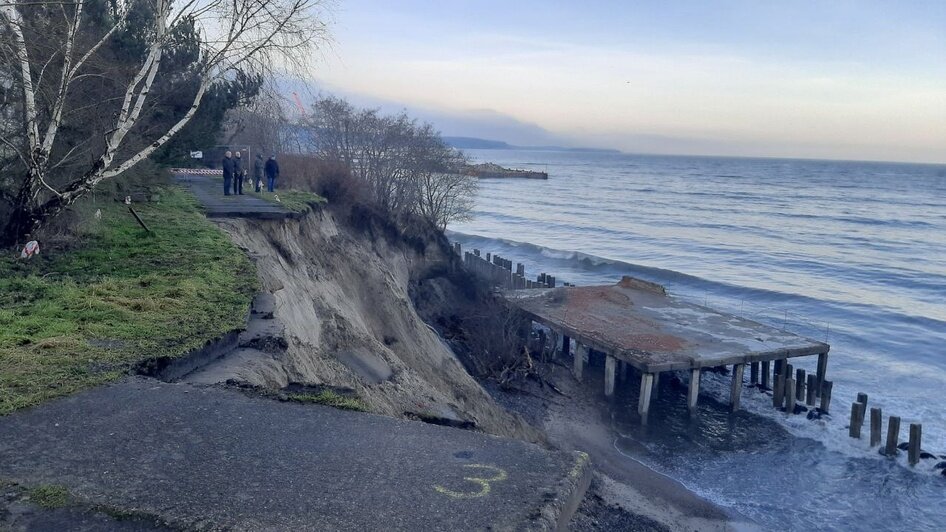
222,150,280,196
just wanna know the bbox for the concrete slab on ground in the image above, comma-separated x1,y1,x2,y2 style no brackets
174,172,295,219
0,378,590,531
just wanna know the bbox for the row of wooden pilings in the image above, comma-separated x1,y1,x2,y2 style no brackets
755,358,833,417
846,392,927,466
456,243,573,290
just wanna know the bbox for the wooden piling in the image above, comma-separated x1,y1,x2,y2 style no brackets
562,335,571,358
816,352,829,397
856,392,868,408
884,416,900,456
776,360,788,405
908,424,922,466
688,369,700,412
605,356,617,397
750,362,759,384
795,369,805,401
761,360,771,389
869,408,882,447
849,402,862,438
820,380,833,414
729,364,745,411
805,374,817,406
773,373,784,409
785,378,796,414
638,373,654,424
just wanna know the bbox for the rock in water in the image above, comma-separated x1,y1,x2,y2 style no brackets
932,461,946,470
920,452,936,460
898,442,910,451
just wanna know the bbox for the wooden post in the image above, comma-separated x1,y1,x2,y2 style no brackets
773,373,784,409
605,356,617,397
816,352,829,397
730,363,745,411
849,402,862,438
638,373,655,425
795,368,806,401
761,360,771,389
573,344,587,381
857,392,868,408
777,360,788,405
750,361,759,384
688,369,700,412
820,380,833,414
869,408,882,447
884,416,900,456
805,374,817,406
785,378,796,413
909,424,922,466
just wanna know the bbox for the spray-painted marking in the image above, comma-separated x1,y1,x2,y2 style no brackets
434,464,508,499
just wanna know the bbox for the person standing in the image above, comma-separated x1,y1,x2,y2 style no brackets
264,154,280,192
253,154,265,192
221,150,234,195
233,151,245,195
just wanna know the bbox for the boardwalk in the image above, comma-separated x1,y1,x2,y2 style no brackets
507,276,830,423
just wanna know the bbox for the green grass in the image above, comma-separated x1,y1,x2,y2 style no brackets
28,484,71,508
0,186,257,415
247,188,326,214
287,390,369,412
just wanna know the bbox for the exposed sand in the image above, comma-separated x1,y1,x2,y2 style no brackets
492,361,761,532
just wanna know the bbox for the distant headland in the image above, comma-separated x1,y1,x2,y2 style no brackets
444,136,622,154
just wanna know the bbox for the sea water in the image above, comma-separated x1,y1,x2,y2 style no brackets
449,150,946,531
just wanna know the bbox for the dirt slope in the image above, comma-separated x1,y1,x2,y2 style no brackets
212,206,541,442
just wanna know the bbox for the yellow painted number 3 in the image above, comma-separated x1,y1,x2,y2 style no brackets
434,464,508,499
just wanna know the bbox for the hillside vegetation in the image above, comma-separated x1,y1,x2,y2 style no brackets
0,187,256,415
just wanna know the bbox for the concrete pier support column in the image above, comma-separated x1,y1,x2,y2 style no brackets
605,356,617,397
573,344,587,382
638,373,655,425
761,360,771,389
652,372,661,398
816,352,829,398
688,369,701,412
562,335,571,358
750,362,759,384
730,363,746,411
619,361,629,382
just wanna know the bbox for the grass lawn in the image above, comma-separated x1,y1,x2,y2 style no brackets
0,186,257,415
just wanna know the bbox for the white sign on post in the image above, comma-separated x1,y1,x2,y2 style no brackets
190,150,203,159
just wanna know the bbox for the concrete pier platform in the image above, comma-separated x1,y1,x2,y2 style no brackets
0,378,590,531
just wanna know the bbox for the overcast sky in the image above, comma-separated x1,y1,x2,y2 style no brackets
314,1,946,163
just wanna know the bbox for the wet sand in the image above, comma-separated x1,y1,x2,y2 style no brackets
491,361,761,531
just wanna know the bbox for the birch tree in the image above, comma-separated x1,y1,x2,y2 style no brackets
0,0,329,246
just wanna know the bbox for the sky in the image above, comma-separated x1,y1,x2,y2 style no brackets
312,1,946,163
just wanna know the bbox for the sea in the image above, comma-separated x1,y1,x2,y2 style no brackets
448,149,946,531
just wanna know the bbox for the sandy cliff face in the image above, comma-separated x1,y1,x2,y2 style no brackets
211,207,541,442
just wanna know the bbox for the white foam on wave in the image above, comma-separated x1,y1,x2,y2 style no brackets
697,370,946,477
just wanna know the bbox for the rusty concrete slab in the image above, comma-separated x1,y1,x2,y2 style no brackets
506,277,829,373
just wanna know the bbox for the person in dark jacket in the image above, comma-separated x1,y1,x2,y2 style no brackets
233,151,244,195
264,155,279,192
221,151,234,195
253,154,265,192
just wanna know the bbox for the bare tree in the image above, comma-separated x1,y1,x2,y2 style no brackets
0,0,330,246
305,96,477,230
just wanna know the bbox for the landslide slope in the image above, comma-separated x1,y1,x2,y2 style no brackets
213,206,540,442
